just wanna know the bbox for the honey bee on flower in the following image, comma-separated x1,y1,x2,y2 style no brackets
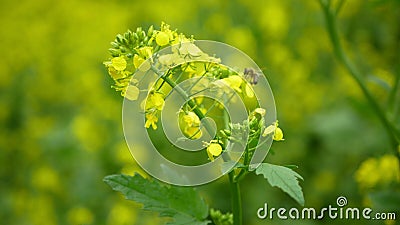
244,67,262,85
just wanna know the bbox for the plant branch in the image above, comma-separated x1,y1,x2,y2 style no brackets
319,0,400,159
221,98,243,225
151,65,215,136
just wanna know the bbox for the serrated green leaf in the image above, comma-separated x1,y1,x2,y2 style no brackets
255,163,304,206
104,174,209,225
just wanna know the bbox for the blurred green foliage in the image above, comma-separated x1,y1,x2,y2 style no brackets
0,0,399,224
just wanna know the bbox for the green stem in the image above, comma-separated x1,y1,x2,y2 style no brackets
319,1,400,160
153,65,244,224
151,66,215,136
229,172,242,225
222,98,243,225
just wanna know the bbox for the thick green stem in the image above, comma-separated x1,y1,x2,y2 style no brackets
229,172,242,225
319,1,400,161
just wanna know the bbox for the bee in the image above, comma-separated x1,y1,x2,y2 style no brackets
244,67,262,85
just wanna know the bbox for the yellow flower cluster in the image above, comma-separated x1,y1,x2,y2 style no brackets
104,22,186,101
355,154,400,189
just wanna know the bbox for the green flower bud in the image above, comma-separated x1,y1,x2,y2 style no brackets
116,34,124,43
110,41,119,49
109,48,120,57
147,25,154,36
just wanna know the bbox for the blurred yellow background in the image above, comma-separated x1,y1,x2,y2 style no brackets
0,0,399,224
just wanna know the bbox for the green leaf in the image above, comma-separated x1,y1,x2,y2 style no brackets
104,174,209,225
255,163,304,206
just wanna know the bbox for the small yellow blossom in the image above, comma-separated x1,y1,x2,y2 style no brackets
273,127,284,141
107,66,124,80
262,120,284,141
170,33,191,47
145,113,158,130
185,127,202,139
133,54,151,71
379,154,399,183
124,85,140,101
145,92,165,111
254,108,266,117
223,75,242,93
133,54,145,69
111,56,127,71
183,112,200,127
107,203,136,225
355,154,399,189
206,141,223,161
182,112,202,139
263,124,275,136
245,82,255,98
137,46,153,58
67,207,94,225
179,42,202,56
156,31,170,46
355,158,380,189
133,47,153,71
31,166,60,192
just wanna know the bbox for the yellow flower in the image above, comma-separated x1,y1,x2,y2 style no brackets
133,54,151,71
206,140,223,161
67,207,94,225
355,158,380,189
273,127,284,141
379,154,399,183
145,113,158,130
111,56,127,71
185,127,202,139
254,108,266,117
107,203,136,225
170,33,191,46
31,166,60,192
133,54,144,69
179,42,202,56
262,120,284,141
133,47,153,71
223,75,242,93
159,22,178,44
156,31,170,46
182,112,202,139
145,92,165,111
124,85,140,101
183,112,200,127
354,154,400,190
137,46,153,59
107,66,124,80
245,82,255,98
